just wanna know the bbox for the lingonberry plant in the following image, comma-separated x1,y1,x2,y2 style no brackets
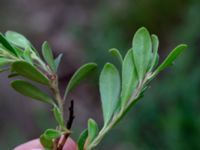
0,27,187,150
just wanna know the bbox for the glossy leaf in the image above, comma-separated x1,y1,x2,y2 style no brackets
121,50,138,107
4,31,39,56
149,34,159,71
0,33,18,56
88,119,98,144
53,105,65,128
40,134,53,149
155,44,187,74
44,129,62,140
11,80,54,104
99,63,120,125
5,31,31,49
78,129,88,150
12,61,49,85
54,53,63,72
42,41,56,72
132,27,152,81
64,63,97,99
109,48,123,64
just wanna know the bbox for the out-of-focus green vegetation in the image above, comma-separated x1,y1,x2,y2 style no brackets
0,0,200,150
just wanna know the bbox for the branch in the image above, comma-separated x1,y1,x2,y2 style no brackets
56,100,75,150
67,100,75,129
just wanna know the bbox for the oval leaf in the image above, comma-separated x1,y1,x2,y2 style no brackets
11,80,54,104
42,41,56,72
132,27,152,81
99,63,120,125
155,44,187,74
40,134,53,149
109,48,123,64
44,129,62,140
64,63,97,99
12,61,49,85
88,119,99,144
121,50,138,107
78,129,88,150
5,31,32,49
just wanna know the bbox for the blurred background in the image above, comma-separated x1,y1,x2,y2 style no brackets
0,0,200,149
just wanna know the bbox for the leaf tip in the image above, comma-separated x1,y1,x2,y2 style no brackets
178,44,188,49
137,26,149,33
151,34,158,39
108,48,117,53
104,62,112,67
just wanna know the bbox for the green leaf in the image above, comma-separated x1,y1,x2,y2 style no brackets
40,134,53,149
99,63,121,125
54,53,63,72
5,31,39,56
42,41,56,72
0,58,12,67
44,129,62,140
11,80,54,104
132,27,152,82
155,44,187,74
109,48,123,64
23,47,33,64
53,105,65,128
78,129,88,150
64,63,97,99
0,44,6,51
13,46,24,57
0,33,18,56
149,34,159,71
152,53,159,70
88,119,98,144
121,50,138,107
5,31,32,49
12,61,49,85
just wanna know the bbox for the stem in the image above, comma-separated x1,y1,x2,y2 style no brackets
50,75,69,150
57,131,71,150
67,100,75,129
87,75,150,150
56,100,75,150
50,75,64,114
87,110,124,150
